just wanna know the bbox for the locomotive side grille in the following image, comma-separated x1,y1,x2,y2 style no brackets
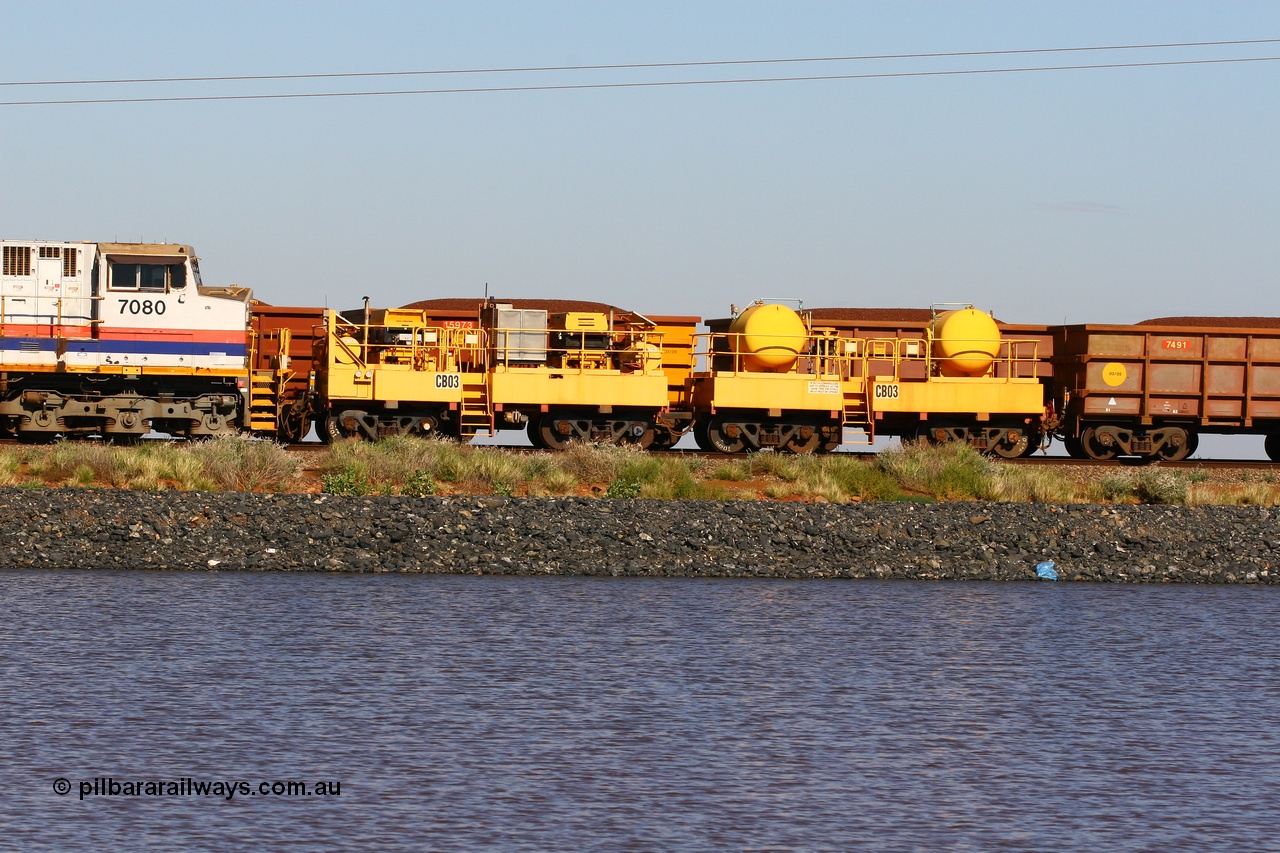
3,245,32,276
62,248,78,278
39,246,61,258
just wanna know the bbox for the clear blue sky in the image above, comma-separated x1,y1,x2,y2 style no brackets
2,1,1277,325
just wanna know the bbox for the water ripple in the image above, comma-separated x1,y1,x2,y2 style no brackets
2,571,1277,851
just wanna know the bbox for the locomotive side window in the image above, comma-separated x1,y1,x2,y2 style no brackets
141,265,166,292
110,263,140,290
108,262,185,292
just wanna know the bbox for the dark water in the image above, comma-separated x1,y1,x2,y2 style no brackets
3,571,1278,851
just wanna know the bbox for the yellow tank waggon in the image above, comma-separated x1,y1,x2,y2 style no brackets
863,306,1048,457
691,302,862,453
689,301,1048,455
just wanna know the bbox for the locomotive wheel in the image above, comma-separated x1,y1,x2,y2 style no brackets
1156,429,1196,462
991,430,1030,459
706,417,747,454
1080,427,1118,461
1267,434,1280,463
784,427,821,455
537,417,576,451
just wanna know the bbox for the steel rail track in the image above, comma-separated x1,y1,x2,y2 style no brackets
281,442,1278,469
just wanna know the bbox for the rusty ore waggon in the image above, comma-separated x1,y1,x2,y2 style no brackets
1051,317,1280,461
7,237,1280,460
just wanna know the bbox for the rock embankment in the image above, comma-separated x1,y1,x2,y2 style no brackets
0,488,1275,583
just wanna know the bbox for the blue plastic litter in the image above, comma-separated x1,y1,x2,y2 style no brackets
1035,561,1059,581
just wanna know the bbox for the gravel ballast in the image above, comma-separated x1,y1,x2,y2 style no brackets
1,487,1277,583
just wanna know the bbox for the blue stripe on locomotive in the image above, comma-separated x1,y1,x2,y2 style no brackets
0,338,56,352
1,338,248,358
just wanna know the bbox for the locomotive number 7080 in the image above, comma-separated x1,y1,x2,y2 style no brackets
117,299,166,316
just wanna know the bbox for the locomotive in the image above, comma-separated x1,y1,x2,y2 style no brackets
7,236,1280,462
0,239,247,442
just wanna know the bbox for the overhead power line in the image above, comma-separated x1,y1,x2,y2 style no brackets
2,52,1276,107
1,37,1276,88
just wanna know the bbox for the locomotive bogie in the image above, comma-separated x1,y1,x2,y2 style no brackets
0,386,240,441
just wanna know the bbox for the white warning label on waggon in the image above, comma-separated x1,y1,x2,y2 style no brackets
807,381,840,395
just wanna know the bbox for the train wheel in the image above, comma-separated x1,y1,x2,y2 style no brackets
1156,429,1195,462
693,420,715,452
1266,434,1280,462
527,419,548,449
1080,427,1118,461
706,417,747,454
649,428,678,451
1062,434,1086,459
1020,432,1044,457
618,423,655,450
991,430,1030,459
319,413,344,444
278,408,307,444
537,417,576,451
784,426,821,455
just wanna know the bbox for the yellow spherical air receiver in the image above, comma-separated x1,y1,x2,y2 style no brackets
932,307,1001,377
729,302,807,372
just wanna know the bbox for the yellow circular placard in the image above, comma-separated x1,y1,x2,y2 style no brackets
1102,362,1128,387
